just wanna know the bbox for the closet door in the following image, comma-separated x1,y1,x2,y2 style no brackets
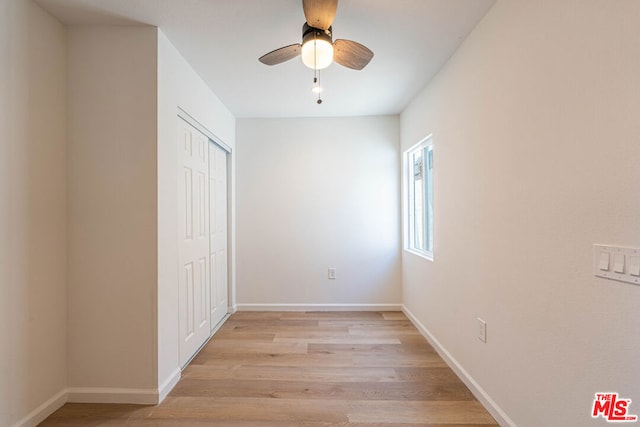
209,142,228,329
178,119,211,367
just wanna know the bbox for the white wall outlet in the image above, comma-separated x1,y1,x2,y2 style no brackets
477,318,487,343
328,268,336,280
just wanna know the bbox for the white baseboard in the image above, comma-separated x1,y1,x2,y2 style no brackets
12,389,67,427
12,377,181,426
66,387,158,405
236,303,403,312
401,305,517,427
158,368,181,403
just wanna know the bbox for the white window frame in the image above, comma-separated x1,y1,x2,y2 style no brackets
403,134,434,260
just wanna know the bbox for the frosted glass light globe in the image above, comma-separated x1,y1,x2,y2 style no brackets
301,38,334,70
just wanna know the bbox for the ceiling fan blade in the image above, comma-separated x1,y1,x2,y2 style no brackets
259,44,302,66
333,39,374,70
302,0,338,30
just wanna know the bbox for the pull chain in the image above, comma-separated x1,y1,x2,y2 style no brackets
313,32,322,104
315,70,322,104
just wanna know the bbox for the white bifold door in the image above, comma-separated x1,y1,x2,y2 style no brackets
178,118,229,367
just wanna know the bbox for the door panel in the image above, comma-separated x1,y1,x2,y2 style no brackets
209,143,228,329
178,120,211,367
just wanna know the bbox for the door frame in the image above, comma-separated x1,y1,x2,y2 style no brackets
178,108,231,153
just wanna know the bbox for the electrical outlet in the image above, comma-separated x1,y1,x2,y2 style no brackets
477,318,487,343
328,268,336,280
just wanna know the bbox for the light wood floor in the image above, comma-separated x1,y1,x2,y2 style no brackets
40,311,498,426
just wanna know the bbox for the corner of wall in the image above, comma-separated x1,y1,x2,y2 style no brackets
402,305,516,427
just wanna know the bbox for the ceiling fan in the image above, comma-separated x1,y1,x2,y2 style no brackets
258,0,374,102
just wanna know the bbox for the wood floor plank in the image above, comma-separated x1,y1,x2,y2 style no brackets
352,353,449,368
308,343,438,355
220,327,352,338
204,332,277,341
225,320,324,329
273,336,402,345
227,311,292,320
318,320,414,329
199,340,308,354
348,324,422,336
280,311,385,320
147,397,349,423
348,401,497,424
171,378,476,401
194,352,354,367
274,329,352,339
39,311,498,426
183,365,400,382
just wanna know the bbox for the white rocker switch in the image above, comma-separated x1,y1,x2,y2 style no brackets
613,254,625,274
629,256,640,277
599,252,610,271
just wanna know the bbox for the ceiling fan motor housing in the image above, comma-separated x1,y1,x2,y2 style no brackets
302,23,333,45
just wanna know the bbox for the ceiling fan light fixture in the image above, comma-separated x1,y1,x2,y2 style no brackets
301,27,333,70
257,1,373,104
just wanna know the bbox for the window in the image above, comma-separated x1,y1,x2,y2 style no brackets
404,135,433,259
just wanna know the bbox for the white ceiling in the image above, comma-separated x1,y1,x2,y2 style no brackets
36,0,495,118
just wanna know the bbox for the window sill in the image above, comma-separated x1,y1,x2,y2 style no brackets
404,248,433,262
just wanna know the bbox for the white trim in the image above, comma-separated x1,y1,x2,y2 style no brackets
12,376,187,426
177,107,231,153
236,303,403,312
66,387,159,405
11,389,67,427
404,247,434,261
403,134,434,259
158,368,181,403
402,305,517,427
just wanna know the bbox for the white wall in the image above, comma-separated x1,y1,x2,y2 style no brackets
1,7,236,422
400,1,640,426
66,26,158,399
157,30,236,395
0,1,67,425
236,116,401,308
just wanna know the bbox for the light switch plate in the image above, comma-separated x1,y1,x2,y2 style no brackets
593,245,640,286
